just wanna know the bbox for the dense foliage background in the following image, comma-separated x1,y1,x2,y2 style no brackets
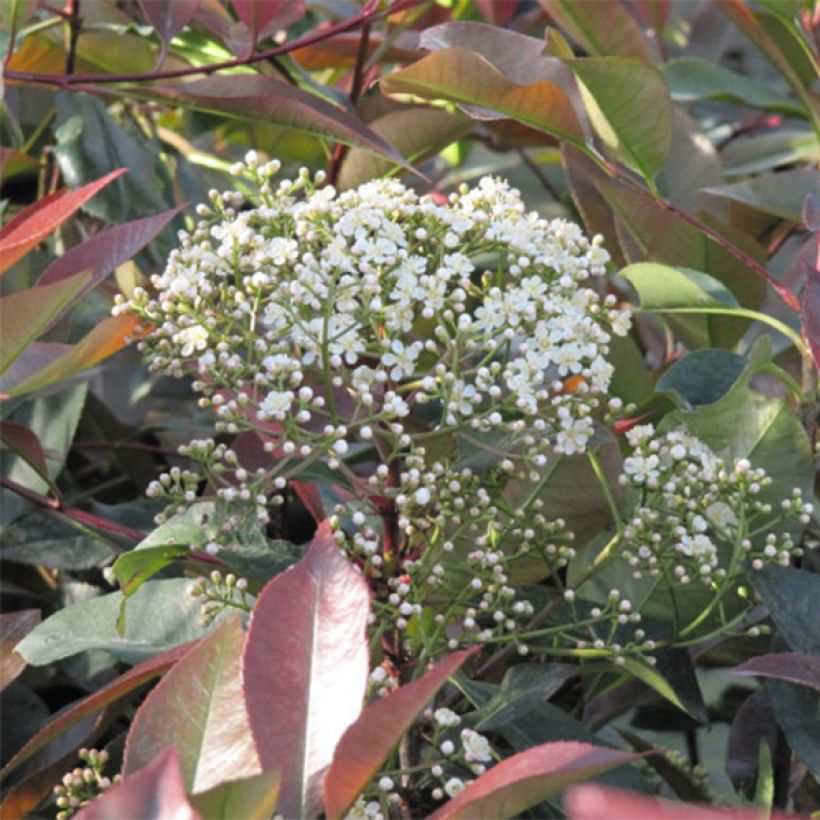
1,0,818,818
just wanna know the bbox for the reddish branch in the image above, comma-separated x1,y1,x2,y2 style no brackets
0,475,146,542
4,0,421,88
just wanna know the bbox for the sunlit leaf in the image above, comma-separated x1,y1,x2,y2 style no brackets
189,770,281,820
243,522,369,819
324,650,475,820
428,741,640,819
0,169,125,275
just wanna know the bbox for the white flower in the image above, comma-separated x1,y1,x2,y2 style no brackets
434,708,461,727
679,534,716,560
381,339,422,381
461,729,492,762
623,453,660,484
260,390,294,418
174,325,209,357
444,778,466,798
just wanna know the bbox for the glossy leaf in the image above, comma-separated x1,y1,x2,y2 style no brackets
124,617,259,793
0,271,92,375
243,522,369,819
661,57,804,115
324,650,475,820
0,420,51,487
622,263,739,310
76,748,200,820
732,653,820,692
189,770,281,820
337,105,471,190
0,610,40,692
381,47,586,146
15,578,214,666
133,76,410,169
1,641,190,781
428,741,640,820
38,205,184,289
565,57,673,186
0,169,125,275
750,566,820,654
5,315,145,398
565,783,793,819
539,0,655,62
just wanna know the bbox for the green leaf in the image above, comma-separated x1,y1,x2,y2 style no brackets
15,578,214,666
190,770,281,820
657,349,747,407
0,271,91,375
0,516,113,570
722,127,818,176
661,58,805,115
381,47,586,147
703,167,820,223
622,263,739,310
565,57,673,186
113,545,190,598
750,566,820,655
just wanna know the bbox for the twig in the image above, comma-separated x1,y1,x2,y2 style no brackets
0,475,145,541
3,0,420,88
63,0,81,75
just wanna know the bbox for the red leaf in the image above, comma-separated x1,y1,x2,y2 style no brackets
565,783,794,819
139,0,203,48
243,522,370,818
0,169,126,276
475,0,518,25
429,741,641,820
731,652,820,692
802,259,820,370
324,649,476,820
0,609,40,692
1,641,191,781
0,420,51,486
123,617,260,793
291,480,325,524
76,748,200,820
231,0,304,40
38,205,184,291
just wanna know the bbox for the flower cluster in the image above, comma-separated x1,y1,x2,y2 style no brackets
188,569,252,625
53,748,119,820
619,424,811,586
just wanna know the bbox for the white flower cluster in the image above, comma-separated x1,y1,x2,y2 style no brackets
619,425,811,585
119,157,629,480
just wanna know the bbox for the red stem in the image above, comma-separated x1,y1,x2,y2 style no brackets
3,0,420,88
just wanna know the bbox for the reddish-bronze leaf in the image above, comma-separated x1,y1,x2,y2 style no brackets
124,617,260,793
243,522,369,819
731,652,820,692
139,0,202,53
231,0,302,39
0,420,51,487
0,609,40,691
324,650,476,820
0,169,126,276
429,741,640,820
77,748,200,820
1,641,191,781
803,263,820,370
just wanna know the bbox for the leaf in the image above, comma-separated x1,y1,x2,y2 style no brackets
243,522,369,819
428,741,640,820
661,58,805,115
337,105,472,190
723,127,818,176
290,31,419,70
0,516,112,570
0,610,40,692
620,654,706,722
55,95,169,224
139,0,203,64
622,263,739,310
15,578,214,666
5,315,144,398
76,748,200,820
703,168,820,223
539,0,655,62
124,617,259,793
732,653,820,692
189,770,280,820
113,545,190,598
0,270,92,375
0,169,126,275
657,350,747,408
750,566,820,654
132,75,410,169
231,0,298,38
323,650,475,820
565,783,794,819
381,47,586,146
0,420,51,487
804,265,820,369
768,678,820,779
1,641,189,781
37,205,184,290
565,57,673,186
475,663,576,731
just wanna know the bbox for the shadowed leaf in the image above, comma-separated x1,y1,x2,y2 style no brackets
0,421,51,487
732,653,820,692
0,610,40,692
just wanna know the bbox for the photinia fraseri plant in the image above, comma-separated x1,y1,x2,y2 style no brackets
63,526,640,820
